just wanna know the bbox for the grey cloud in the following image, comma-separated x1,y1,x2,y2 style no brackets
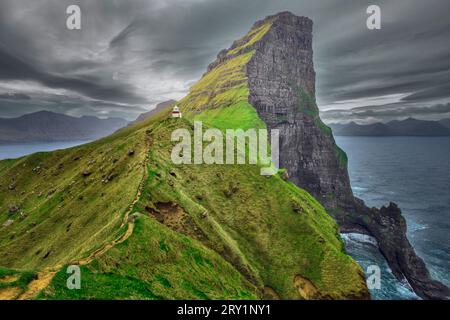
0,92,31,100
0,90,149,120
0,0,449,121
402,83,450,102
0,45,146,105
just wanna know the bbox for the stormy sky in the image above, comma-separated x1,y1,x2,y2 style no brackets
0,0,449,123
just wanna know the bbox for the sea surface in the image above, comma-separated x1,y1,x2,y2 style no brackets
0,141,90,160
336,136,450,300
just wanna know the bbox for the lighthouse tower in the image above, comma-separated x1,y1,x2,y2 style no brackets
171,105,182,118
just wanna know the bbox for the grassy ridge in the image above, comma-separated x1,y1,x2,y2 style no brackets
227,21,273,56
180,52,254,114
193,100,265,130
39,118,367,299
0,113,367,299
135,119,367,299
0,17,367,300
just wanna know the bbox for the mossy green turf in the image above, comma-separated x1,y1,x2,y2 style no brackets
0,122,150,270
0,20,367,300
135,119,366,299
0,267,36,290
40,217,257,300
193,100,265,130
227,21,273,56
39,118,366,300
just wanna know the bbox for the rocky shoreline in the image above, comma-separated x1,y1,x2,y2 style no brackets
339,200,450,300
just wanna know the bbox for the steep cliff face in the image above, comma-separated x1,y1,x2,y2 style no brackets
195,12,354,211
246,12,354,211
193,11,448,300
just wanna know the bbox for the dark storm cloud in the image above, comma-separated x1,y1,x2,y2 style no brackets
0,91,149,120
0,0,449,121
0,43,146,105
402,83,450,102
0,93,31,100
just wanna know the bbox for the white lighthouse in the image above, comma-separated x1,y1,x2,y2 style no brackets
171,105,182,118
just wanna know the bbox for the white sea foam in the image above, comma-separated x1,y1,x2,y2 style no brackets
341,232,378,246
407,219,428,232
395,279,420,300
352,186,368,192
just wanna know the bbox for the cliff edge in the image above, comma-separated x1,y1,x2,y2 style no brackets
203,11,449,300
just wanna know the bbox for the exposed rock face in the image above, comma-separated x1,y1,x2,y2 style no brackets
348,202,450,299
246,12,355,211
225,11,448,300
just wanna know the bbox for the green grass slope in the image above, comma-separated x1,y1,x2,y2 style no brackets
0,18,368,300
132,119,367,299
40,216,257,300
0,116,368,299
177,20,272,131
0,127,150,270
41,117,366,300
0,267,37,299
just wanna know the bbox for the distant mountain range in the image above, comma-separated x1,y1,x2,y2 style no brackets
329,118,450,136
127,100,176,127
0,111,128,143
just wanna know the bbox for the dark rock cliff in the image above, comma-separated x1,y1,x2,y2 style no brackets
240,11,448,300
351,202,450,299
246,12,355,212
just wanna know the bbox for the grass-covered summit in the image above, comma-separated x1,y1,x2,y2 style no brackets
0,12,369,300
178,16,274,130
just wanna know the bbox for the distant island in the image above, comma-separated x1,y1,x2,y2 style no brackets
0,111,128,144
329,118,450,136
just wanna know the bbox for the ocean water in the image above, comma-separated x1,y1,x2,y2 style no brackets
336,136,450,300
0,141,90,160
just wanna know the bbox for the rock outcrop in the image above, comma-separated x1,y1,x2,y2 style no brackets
207,11,448,299
345,202,450,299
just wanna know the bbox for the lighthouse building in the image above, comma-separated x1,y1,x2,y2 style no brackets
171,105,182,118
